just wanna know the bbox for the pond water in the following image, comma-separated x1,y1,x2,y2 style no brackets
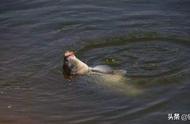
0,0,190,124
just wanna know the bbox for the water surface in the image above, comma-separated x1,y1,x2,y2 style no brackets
0,0,190,124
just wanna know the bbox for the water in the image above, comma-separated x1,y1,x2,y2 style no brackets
0,0,190,124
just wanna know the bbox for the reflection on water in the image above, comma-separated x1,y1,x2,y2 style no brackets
0,0,190,124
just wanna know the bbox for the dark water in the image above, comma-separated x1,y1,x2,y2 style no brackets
0,0,190,124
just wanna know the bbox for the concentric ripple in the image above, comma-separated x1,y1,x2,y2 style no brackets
78,34,190,87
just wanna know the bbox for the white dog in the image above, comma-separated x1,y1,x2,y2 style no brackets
63,51,126,79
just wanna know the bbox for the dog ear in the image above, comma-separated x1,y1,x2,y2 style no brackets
63,63,72,78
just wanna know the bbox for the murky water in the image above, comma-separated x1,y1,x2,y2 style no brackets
0,0,190,124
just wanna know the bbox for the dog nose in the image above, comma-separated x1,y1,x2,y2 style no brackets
64,56,68,62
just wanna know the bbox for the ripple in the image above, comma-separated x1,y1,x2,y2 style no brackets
78,33,190,84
